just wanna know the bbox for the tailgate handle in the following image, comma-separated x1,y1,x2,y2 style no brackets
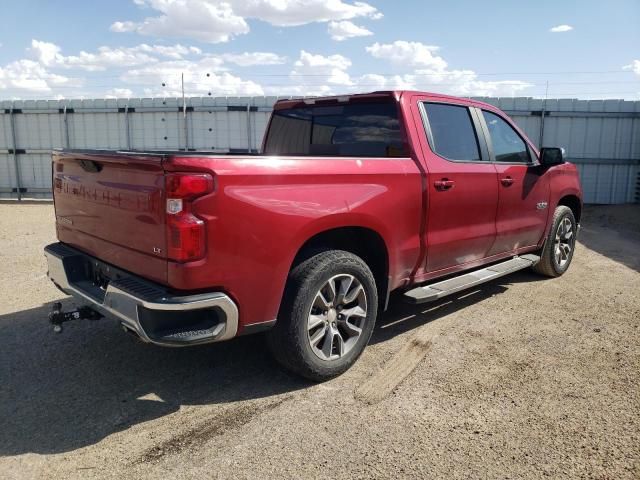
78,159,103,173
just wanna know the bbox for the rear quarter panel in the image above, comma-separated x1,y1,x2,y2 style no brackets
166,155,422,330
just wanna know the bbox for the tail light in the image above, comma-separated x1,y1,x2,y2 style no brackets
165,173,214,262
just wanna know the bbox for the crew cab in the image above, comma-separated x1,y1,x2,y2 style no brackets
44,91,583,380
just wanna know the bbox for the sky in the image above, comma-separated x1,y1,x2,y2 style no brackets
0,0,639,100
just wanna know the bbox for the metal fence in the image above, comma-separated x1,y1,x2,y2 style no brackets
476,97,640,204
1,96,639,203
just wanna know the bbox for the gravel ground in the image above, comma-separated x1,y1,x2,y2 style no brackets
0,202,638,479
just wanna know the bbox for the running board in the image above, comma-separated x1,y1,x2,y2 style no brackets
404,254,540,304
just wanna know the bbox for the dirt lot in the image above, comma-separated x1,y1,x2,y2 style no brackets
1,203,638,479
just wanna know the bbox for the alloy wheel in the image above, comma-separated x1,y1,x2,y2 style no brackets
307,274,368,361
554,216,574,268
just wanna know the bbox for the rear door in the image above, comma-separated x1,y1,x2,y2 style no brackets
476,109,550,255
414,99,499,273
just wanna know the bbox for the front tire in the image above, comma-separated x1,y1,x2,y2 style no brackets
533,205,577,277
267,250,378,381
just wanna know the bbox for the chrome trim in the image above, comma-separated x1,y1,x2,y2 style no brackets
239,319,276,336
44,246,238,346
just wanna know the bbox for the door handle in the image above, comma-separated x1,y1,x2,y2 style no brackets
500,176,514,187
434,179,454,191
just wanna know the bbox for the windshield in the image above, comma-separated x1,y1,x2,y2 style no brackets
263,101,407,157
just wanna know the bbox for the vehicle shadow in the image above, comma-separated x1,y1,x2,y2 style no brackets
0,299,310,456
0,269,542,456
371,269,544,345
576,205,640,274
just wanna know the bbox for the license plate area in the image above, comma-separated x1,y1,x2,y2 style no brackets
83,258,115,291
66,255,129,303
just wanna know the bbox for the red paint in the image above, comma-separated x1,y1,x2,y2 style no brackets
489,163,550,255
51,91,582,333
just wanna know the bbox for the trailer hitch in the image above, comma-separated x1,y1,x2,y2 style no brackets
49,302,103,333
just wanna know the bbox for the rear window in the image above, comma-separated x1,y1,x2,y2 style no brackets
263,102,407,157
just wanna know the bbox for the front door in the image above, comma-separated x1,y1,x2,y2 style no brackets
478,109,551,255
414,100,499,273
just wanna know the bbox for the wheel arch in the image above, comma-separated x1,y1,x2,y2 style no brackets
288,226,391,311
557,194,582,223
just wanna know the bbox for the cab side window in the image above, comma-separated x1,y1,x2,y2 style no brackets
482,111,531,163
423,103,481,161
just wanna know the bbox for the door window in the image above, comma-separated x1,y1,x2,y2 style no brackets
482,111,531,163
422,103,481,161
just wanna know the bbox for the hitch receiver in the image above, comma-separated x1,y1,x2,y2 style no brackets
49,302,103,333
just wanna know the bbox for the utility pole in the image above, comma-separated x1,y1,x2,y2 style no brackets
538,80,549,148
182,72,188,151
9,102,22,201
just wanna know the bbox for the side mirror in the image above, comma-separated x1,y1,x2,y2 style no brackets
539,147,566,167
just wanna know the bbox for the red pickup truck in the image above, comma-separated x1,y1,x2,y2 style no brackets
45,90,582,380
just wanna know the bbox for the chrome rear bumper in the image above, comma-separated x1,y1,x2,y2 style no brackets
44,242,238,346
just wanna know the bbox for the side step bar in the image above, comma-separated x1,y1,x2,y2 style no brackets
404,254,540,304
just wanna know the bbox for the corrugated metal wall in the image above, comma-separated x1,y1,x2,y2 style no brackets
1,96,639,203
475,97,640,204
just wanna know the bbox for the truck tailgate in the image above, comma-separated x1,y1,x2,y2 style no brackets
53,151,168,284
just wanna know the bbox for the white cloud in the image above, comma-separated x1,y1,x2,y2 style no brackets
623,59,640,76
233,0,382,27
440,76,532,97
0,59,80,94
550,24,573,33
366,41,448,70
293,50,352,75
411,67,532,97
138,44,203,59
220,52,286,66
110,21,138,33
1,35,536,99
328,20,373,41
122,57,264,96
112,0,250,43
111,0,381,43
262,44,533,98
356,73,416,90
29,40,282,73
267,51,415,96
29,40,204,71
364,40,532,97
291,50,353,90
29,40,62,66
105,87,134,98
1,38,286,97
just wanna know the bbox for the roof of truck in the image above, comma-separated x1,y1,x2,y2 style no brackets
396,90,498,110
273,90,498,111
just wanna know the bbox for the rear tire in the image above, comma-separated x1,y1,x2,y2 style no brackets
267,250,378,381
533,205,577,277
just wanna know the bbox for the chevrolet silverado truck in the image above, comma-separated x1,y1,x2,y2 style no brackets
44,91,582,380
